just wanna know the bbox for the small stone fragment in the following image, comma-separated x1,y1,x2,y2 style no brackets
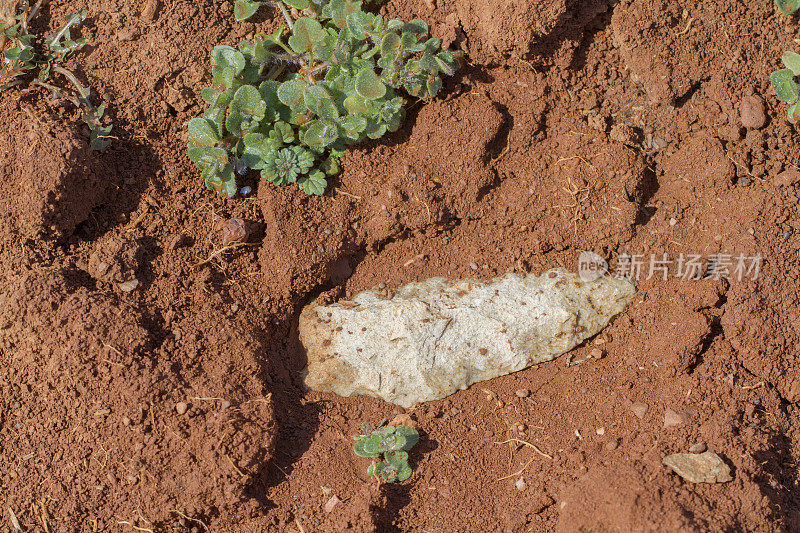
389,413,418,428
175,402,188,415
515,477,527,491
590,348,604,358
604,439,619,451
140,0,159,21
688,442,708,454
118,280,139,292
221,218,250,246
740,95,766,130
630,402,649,420
301,269,635,407
324,495,341,513
663,408,685,428
515,389,531,398
663,451,733,483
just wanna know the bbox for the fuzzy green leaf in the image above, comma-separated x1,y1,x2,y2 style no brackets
234,0,261,21
771,68,800,103
393,426,419,449
783,51,800,76
298,170,327,195
304,120,339,149
355,68,386,100
381,32,401,57
283,0,311,8
354,438,381,458
777,0,800,15
384,450,409,468
396,463,412,482
211,45,246,77
361,434,385,455
188,118,220,146
403,19,429,35
289,17,326,53
323,0,363,28
278,78,310,109
346,11,377,38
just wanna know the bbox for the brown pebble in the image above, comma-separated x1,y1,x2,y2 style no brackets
664,408,686,428
590,348,604,358
220,218,250,246
515,389,531,398
175,402,189,415
689,442,708,453
140,0,159,21
121,416,131,426
631,402,649,420
740,95,766,130
604,439,619,451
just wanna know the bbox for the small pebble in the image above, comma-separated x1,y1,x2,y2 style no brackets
689,442,708,453
605,439,619,451
664,408,686,428
740,95,766,130
515,477,527,491
515,389,531,398
596,427,605,435
469,262,478,271
590,348,604,358
175,402,189,415
221,400,232,409
121,416,131,426
324,495,341,513
240,186,252,196
631,402,649,420
118,280,139,292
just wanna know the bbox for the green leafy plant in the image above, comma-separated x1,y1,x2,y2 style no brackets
776,0,800,15
770,51,800,122
353,421,419,483
188,0,460,196
1,2,113,150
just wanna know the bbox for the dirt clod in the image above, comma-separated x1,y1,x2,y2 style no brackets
740,95,767,129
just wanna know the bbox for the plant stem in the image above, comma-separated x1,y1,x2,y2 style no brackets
0,79,24,93
276,1,293,30
23,0,43,33
48,8,87,49
52,65,89,98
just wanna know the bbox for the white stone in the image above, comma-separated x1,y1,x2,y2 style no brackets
300,269,635,407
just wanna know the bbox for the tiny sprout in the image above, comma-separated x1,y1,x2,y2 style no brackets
770,51,800,122
353,422,419,483
188,0,461,196
1,4,112,149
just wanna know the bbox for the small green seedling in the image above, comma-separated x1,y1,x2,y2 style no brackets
189,0,460,196
770,51,800,122
353,421,419,483
776,0,800,15
0,2,112,149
